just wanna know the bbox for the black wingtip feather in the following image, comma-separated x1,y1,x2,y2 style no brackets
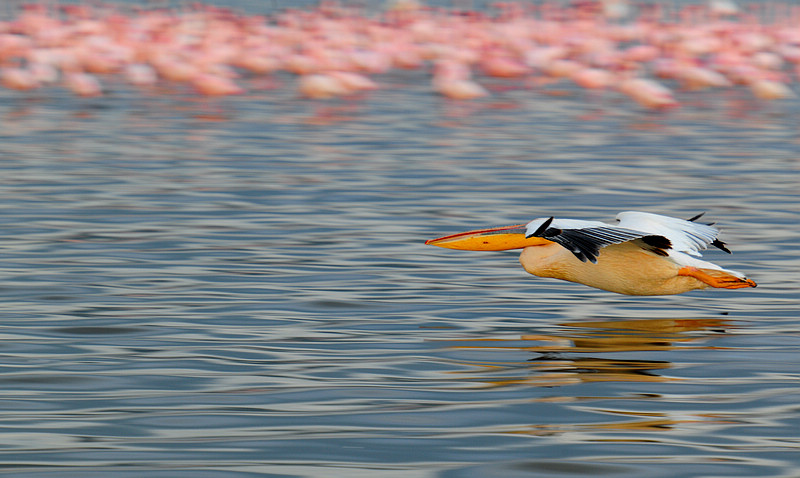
559,230,602,263
687,212,715,226
527,216,554,238
641,235,672,250
712,239,731,254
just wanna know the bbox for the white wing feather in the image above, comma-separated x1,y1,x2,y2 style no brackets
525,217,606,234
616,211,719,256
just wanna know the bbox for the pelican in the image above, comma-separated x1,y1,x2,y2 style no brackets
425,211,757,296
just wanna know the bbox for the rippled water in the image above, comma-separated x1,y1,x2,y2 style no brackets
1,40,800,478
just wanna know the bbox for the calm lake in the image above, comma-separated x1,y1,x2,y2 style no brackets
0,3,799,477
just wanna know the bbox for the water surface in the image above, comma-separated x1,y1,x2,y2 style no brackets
0,40,799,478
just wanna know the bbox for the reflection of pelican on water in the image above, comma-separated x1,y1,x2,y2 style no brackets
427,211,757,295
446,318,734,433
444,319,730,436
447,318,730,388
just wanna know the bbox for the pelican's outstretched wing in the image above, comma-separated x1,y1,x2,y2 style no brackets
525,216,663,263
615,211,730,256
525,212,729,263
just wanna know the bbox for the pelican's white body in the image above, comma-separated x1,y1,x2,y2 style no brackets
519,212,750,295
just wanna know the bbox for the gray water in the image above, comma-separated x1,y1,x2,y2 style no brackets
0,65,799,477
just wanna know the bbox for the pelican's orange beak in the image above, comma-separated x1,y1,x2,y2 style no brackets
425,224,553,251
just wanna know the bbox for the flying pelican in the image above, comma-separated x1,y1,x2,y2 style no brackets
425,211,757,296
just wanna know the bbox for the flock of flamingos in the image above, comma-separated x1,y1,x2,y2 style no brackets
0,1,798,108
